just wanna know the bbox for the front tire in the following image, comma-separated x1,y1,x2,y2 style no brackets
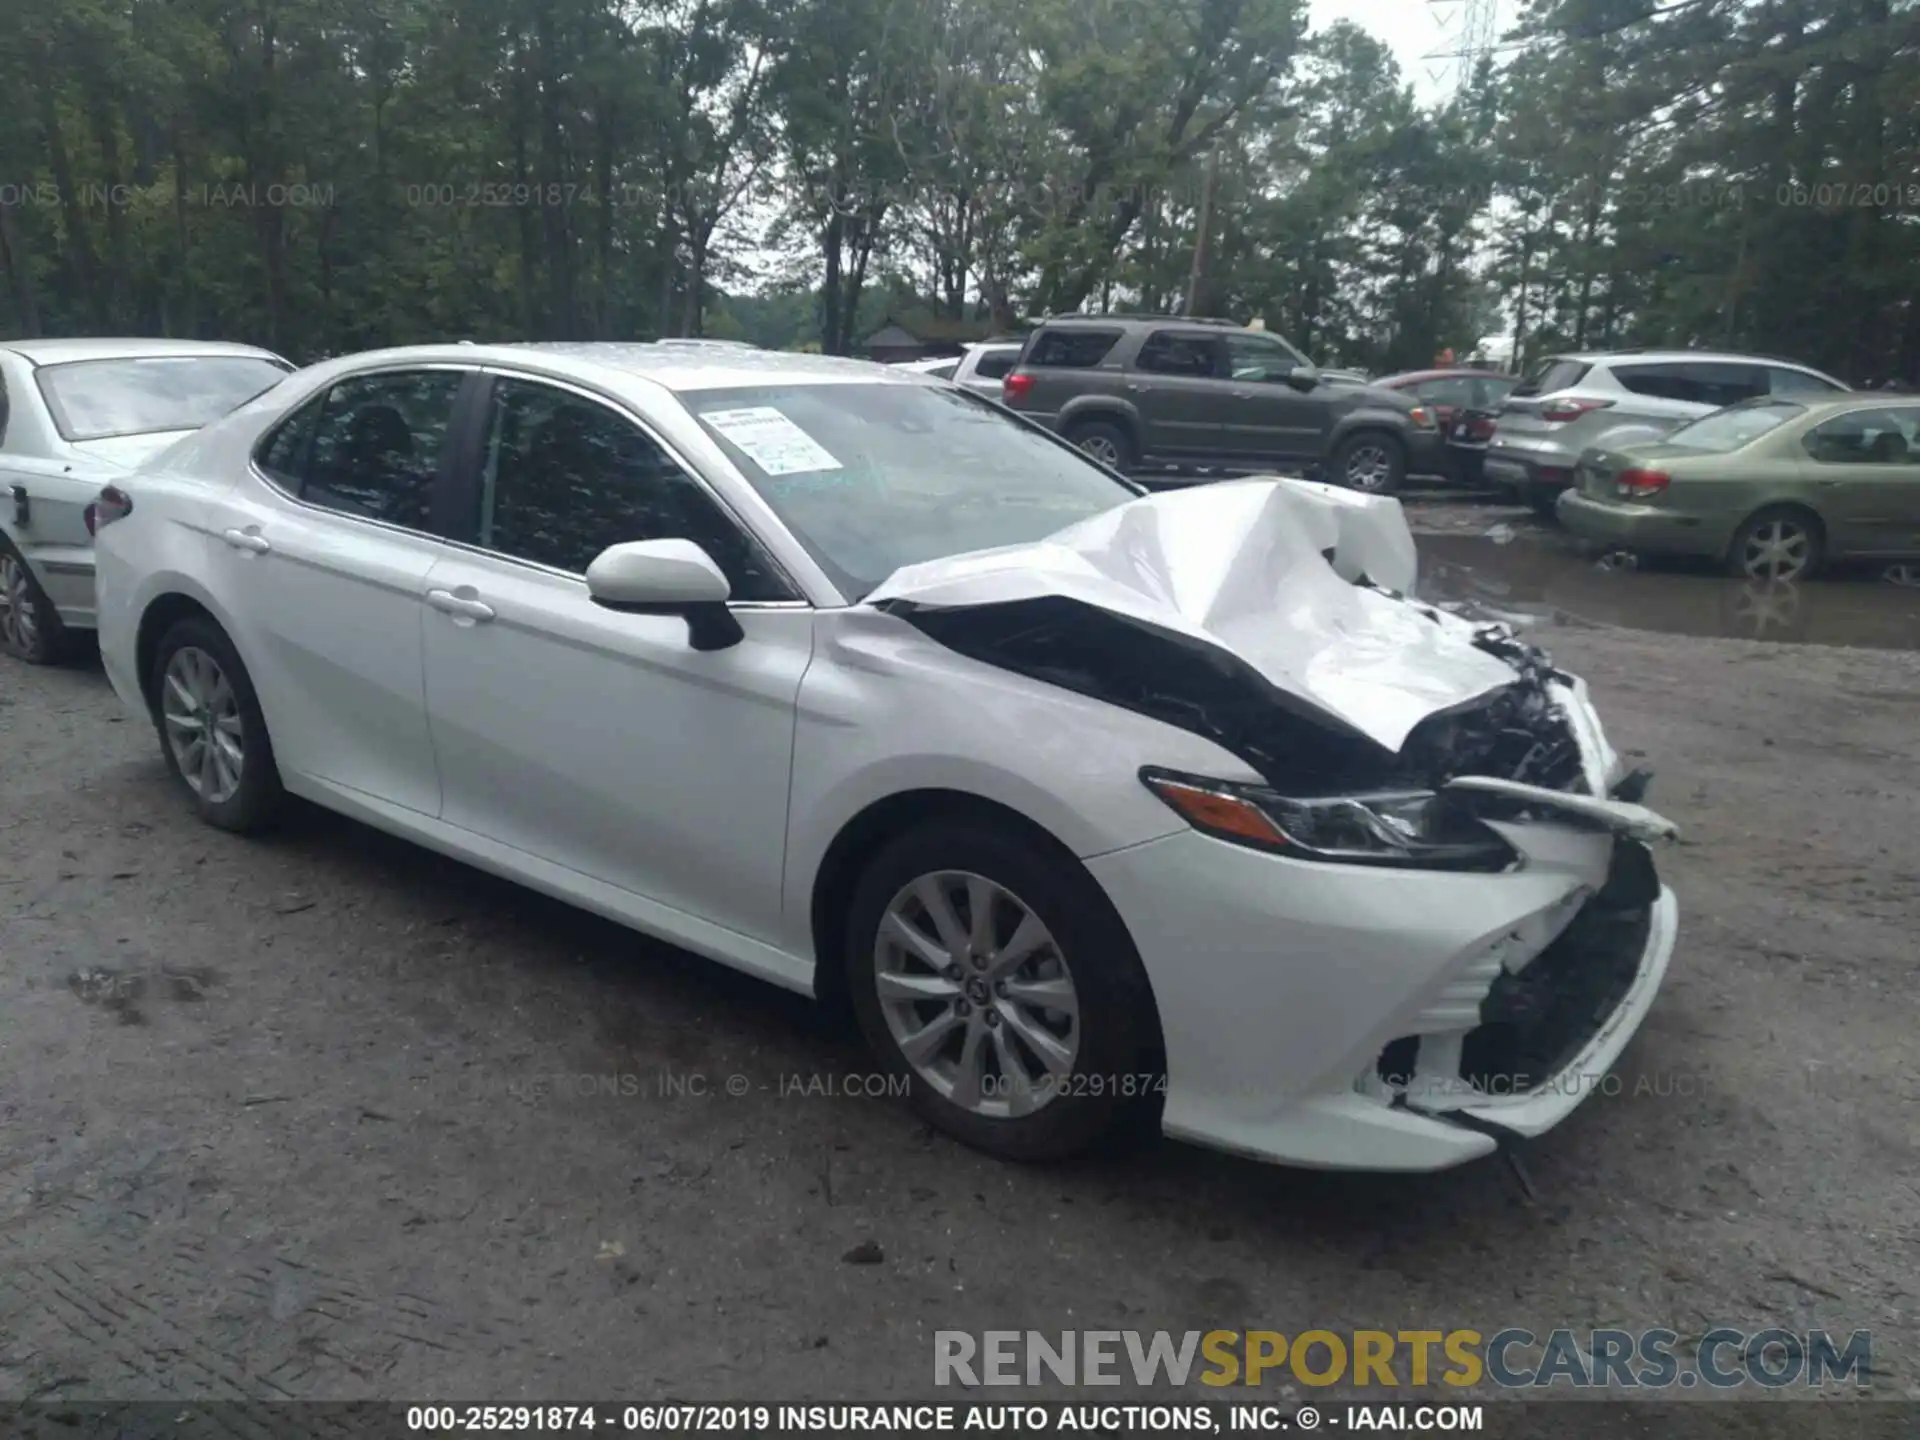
149,616,285,832
0,540,68,665
1331,431,1406,494
846,820,1158,1161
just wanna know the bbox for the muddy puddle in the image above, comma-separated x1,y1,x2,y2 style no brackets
1409,508,1920,650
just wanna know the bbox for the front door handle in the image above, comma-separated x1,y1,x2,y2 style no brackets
222,527,271,554
426,588,496,622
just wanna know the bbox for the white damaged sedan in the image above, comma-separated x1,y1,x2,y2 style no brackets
92,344,1678,1170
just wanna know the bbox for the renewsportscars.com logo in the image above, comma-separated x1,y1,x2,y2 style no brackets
933,1329,1872,1390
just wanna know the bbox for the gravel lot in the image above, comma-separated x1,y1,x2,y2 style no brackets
3,524,1917,1414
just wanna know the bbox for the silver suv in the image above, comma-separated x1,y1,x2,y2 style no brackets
1485,350,1849,514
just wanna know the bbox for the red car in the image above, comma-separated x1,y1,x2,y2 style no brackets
1374,368,1519,483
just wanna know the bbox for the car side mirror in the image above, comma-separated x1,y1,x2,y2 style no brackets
1282,366,1320,393
586,538,743,652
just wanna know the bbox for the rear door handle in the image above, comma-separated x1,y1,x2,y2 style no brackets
222,528,271,554
426,588,496,622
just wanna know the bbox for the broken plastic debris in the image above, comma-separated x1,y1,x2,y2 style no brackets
1595,550,1640,572
1484,523,1517,545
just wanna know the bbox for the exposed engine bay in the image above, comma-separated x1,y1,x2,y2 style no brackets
878,593,1590,796
863,476,1618,796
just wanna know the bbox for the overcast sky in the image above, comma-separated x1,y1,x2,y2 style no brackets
1316,0,1514,104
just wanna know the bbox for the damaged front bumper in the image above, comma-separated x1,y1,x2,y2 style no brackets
1086,815,1678,1172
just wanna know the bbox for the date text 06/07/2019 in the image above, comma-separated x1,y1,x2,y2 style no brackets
405,1404,1483,1433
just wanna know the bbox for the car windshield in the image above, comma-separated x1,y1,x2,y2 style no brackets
682,382,1137,599
36,355,291,441
1664,400,1804,452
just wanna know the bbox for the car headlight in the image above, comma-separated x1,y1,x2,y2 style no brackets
1140,767,1517,871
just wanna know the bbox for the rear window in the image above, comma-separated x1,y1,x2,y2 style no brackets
1023,328,1122,369
972,351,1018,381
1663,400,1804,452
36,354,291,441
1514,359,1590,397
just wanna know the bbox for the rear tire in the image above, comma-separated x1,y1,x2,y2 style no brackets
845,819,1159,1162
1065,419,1135,474
149,615,285,833
1330,432,1406,495
1727,506,1824,582
0,540,68,665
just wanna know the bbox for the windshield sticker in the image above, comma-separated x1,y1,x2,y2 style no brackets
702,406,843,476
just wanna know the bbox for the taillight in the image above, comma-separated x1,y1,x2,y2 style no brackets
1468,417,1495,440
1408,406,1437,429
1002,372,1034,402
91,485,134,534
1616,467,1670,498
1540,397,1615,423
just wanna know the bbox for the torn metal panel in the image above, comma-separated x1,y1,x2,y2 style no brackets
868,478,1616,795
865,478,1516,755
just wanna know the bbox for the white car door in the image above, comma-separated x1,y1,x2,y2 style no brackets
418,371,812,947
205,366,471,817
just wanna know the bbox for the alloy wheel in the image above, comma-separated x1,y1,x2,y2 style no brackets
1344,443,1393,491
161,646,247,804
0,553,39,654
1739,518,1813,582
1077,434,1121,466
873,870,1081,1118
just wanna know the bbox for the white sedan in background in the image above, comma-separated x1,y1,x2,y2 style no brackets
0,338,291,662
92,342,1679,1171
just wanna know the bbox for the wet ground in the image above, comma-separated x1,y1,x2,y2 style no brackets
1404,495,1920,650
3,500,1918,1410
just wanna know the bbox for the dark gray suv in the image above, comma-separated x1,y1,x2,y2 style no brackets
999,316,1446,493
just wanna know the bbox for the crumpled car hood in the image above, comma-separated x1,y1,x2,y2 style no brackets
866,477,1522,755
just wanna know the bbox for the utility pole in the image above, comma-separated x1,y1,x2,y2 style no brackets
1184,151,1218,317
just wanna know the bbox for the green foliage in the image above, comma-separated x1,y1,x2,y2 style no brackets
0,0,1912,379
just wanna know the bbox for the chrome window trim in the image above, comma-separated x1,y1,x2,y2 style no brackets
469,365,813,606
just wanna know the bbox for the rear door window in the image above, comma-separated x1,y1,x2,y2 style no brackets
1614,362,1766,407
1136,331,1225,379
1803,407,1920,465
261,369,465,530
1023,328,1122,369
1612,364,1705,404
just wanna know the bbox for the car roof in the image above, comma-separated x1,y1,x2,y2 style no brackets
0,337,286,366
299,341,932,393
1547,349,1829,371
1032,314,1244,330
